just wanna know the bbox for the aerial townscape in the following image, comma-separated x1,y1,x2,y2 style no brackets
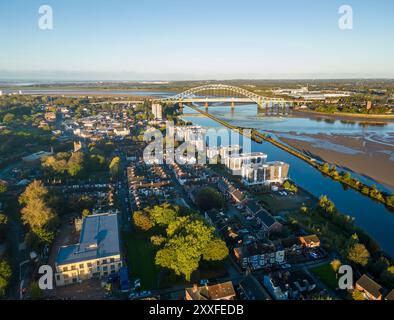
0,1,394,315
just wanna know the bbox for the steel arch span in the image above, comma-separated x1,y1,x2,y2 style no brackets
162,84,288,108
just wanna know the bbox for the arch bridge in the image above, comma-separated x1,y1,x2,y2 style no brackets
159,84,293,110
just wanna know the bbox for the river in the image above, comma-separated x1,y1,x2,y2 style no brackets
182,104,394,258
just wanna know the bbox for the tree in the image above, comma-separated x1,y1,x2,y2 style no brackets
28,281,44,300
203,239,229,261
19,180,48,206
386,195,394,208
195,187,224,212
25,228,55,250
352,290,365,301
0,213,8,226
283,181,298,193
319,195,336,214
133,211,153,231
380,266,394,288
347,243,370,267
109,156,121,177
148,204,178,227
21,198,56,230
151,235,166,246
0,181,7,194
330,259,342,273
82,209,90,218
342,172,351,181
19,181,57,249
67,152,84,177
155,240,200,282
0,259,12,297
321,163,330,174
2,113,15,124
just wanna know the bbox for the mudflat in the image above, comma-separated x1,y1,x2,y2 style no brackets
271,130,394,190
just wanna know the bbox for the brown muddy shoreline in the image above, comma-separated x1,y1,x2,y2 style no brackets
272,131,394,190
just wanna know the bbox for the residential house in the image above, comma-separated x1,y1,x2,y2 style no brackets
185,281,236,300
299,235,321,248
218,179,246,204
355,275,385,300
385,289,394,300
238,273,271,300
263,271,316,300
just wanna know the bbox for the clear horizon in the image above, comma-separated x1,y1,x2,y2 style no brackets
1,0,394,80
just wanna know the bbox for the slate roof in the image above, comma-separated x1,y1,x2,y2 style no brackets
356,275,385,299
238,274,272,300
385,289,394,300
186,282,236,300
246,201,263,215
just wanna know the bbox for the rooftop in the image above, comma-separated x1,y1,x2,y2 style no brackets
186,281,236,300
356,274,385,299
56,213,120,266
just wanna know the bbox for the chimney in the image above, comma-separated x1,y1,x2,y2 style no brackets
192,284,199,293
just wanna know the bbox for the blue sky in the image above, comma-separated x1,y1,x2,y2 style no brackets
0,0,393,80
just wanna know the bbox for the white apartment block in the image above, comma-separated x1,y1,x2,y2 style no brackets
225,152,268,175
152,103,163,120
241,161,290,186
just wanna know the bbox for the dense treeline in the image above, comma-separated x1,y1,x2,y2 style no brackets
320,163,394,209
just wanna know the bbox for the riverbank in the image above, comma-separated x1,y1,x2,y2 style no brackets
273,131,394,190
295,110,394,122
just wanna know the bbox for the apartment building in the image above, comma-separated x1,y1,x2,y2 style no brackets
152,103,163,120
241,161,289,186
225,152,268,175
55,213,122,287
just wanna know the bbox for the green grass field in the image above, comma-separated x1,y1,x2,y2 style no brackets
311,264,338,290
124,229,158,290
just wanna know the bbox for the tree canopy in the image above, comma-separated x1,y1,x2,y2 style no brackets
134,204,228,281
347,243,370,267
0,259,12,297
195,187,224,212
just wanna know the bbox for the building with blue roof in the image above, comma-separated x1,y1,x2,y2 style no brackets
55,212,122,287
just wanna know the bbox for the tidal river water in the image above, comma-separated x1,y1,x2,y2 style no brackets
182,104,394,258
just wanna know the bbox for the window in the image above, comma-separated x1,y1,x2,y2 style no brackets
103,266,108,271
79,264,84,269
63,267,68,272
87,262,92,268
110,264,115,270
56,275,60,281
102,259,108,265
110,258,115,263
71,265,76,271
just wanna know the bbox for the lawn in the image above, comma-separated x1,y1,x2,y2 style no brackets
311,264,338,290
123,229,158,290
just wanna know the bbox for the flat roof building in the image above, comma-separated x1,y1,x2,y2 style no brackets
241,161,289,186
55,212,122,287
225,152,267,175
